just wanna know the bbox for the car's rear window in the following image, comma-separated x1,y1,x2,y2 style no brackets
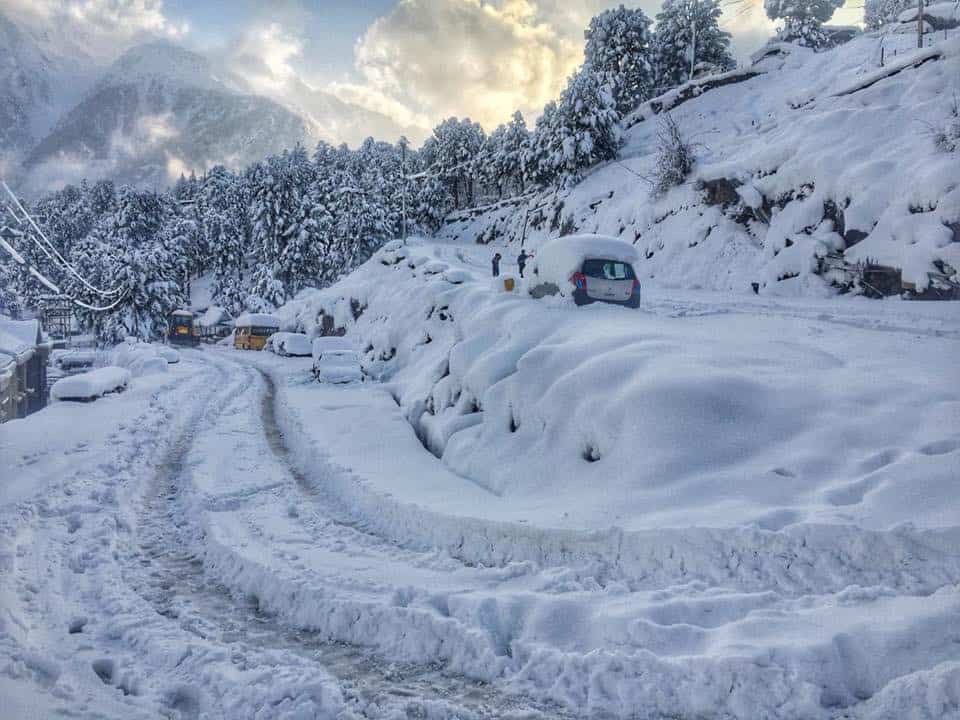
581,259,636,280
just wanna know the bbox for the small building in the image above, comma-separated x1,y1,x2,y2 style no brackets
0,318,53,423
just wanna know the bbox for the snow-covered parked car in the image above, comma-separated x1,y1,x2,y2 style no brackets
51,366,131,402
312,337,363,384
532,234,641,308
442,268,471,284
423,260,448,275
265,331,312,357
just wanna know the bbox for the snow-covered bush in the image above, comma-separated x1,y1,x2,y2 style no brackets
648,114,697,196
932,96,960,153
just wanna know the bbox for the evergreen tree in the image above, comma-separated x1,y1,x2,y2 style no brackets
584,5,656,114
864,0,913,28
500,111,531,196
72,187,185,343
199,166,249,314
249,145,321,307
765,0,845,48
413,175,453,234
652,0,734,92
529,66,622,187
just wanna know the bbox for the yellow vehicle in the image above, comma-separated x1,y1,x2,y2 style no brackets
168,310,200,346
233,313,281,351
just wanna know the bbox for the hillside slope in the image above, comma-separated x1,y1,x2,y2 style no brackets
267,235,960,719
439,30,960,298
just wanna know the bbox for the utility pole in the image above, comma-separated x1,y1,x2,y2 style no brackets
400,138,408,242
917,0,925,48
690,0,698,82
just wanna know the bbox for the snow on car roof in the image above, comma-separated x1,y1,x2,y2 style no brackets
234,312,281,328
535,234,639,285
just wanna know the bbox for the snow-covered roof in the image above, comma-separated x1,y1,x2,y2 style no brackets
0,318,43,364
171,309,195,318
197,306,228,327
235,312,280,328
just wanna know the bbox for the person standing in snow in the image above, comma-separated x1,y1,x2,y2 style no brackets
492,253,502,277
517,249,529,278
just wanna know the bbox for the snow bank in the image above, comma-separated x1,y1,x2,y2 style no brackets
51,366,130,401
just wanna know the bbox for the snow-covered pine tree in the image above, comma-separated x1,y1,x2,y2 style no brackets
249,146,318,307
765,0,845,48
584,5,656,115
529,66,623,187
413,175,453,234
498,111,531,197
527,101,563,188
474,124,506,201
198,166,249,315
427,117,485,209
864,0,913,29
71,187,185,344
652,0,734,92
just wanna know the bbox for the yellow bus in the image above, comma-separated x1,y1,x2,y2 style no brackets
233,313,280,351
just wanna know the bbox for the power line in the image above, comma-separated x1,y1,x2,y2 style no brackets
1,179,125,297
0,224,129,313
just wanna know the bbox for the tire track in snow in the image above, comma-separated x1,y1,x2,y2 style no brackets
123,350,575,719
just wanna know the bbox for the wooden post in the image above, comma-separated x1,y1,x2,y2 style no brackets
918,0,925,48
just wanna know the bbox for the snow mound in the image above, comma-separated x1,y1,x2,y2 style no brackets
51,366,130,401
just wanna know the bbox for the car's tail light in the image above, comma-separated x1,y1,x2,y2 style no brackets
632,278,640,294
572,271,587,290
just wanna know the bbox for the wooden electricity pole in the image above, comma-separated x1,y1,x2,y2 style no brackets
917,0,925,48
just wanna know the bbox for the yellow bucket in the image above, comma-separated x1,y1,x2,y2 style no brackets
503,277,515,292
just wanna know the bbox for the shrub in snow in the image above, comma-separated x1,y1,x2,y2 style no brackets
764,0,846,48
648,114,697,196
652,0,734,93
584,4,656,114
931,96,960,153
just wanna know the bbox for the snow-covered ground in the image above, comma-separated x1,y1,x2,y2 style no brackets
439,31,960,298
5,233,957,719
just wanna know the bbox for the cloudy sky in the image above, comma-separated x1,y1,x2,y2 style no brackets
5,0,864,145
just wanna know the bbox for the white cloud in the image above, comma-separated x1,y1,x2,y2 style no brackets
227,23,304,95
5,0,188,39
347,0,586,134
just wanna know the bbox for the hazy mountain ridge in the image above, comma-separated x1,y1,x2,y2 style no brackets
0,15,414,195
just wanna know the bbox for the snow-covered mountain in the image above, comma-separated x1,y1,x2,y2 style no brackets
0,10,102,174
18,40,310,193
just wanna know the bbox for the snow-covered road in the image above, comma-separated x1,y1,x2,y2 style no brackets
3,252,959,718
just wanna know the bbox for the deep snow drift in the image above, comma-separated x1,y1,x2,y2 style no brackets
439,31,960,298
262,235,960,718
